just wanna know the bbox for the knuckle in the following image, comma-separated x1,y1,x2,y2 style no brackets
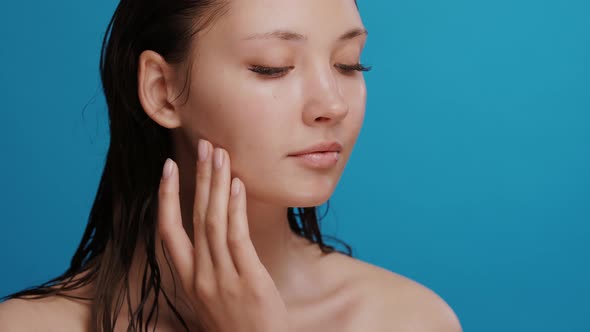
220,281,240,299
247,271,272,297
194,278,215,300
210,174,220,188
191,214,203,228
192,206,205,223
227,232,247,250
156,221,169,236
205,216,221,236
196,168,210,182
158,188,171,200
249,284,268,304
156,210,172,232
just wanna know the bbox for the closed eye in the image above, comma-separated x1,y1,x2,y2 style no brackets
335,63,372,74
248,63,372,78
248,65,294,77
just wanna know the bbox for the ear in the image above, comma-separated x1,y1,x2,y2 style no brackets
137,50,182,129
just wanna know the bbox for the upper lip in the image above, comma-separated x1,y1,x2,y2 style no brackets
289,141,343,156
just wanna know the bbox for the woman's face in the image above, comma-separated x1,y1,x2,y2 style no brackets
176,0,367,207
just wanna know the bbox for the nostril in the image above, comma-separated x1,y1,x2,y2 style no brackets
316,117,331,122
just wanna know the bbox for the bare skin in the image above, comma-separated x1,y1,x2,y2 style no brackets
0,252,461,332
0,0,462,331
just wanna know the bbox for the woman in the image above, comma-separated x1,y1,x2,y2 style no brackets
0,0,462,331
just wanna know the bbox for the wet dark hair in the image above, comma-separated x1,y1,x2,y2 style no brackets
2,0,358,331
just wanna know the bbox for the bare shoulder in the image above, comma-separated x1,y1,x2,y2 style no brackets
0,294,90,332
0,297,43,332
325,253,463,332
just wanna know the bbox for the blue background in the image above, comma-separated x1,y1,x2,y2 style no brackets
1,1,588,331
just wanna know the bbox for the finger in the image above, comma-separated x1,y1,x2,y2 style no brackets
206,148,237,275
158,158,194,291
227,177,261,277
194,139,214,277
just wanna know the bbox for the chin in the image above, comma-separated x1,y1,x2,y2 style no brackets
271,184,335,208
242,169,341,207
290,191,333,207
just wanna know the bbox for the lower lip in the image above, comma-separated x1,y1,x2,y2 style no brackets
289,151,340,168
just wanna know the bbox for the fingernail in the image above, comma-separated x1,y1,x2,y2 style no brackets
198,139,209,161
231,178,241,196
214,148,224,169
162,158,174,179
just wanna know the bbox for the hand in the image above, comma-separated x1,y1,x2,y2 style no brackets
157,139,290,332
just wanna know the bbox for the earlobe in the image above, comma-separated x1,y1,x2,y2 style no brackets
137,50,182,129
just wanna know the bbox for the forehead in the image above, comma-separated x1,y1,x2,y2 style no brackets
212,0,364,44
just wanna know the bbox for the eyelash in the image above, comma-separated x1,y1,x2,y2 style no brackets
248,63,372,77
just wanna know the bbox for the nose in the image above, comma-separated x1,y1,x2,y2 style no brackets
302,67,349,126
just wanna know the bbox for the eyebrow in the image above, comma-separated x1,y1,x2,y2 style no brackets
242,27,368,42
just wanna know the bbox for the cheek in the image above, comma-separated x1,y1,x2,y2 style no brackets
344,78,367,130
224,95,294,171
178,65,366,206
180,73,292,170
346,76,367,108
